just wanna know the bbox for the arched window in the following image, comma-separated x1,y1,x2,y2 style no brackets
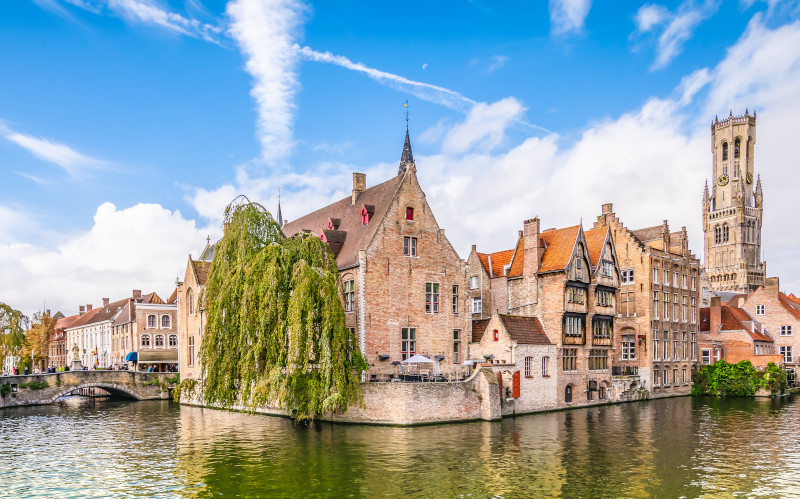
723,224,729,243
188,289,194,315
147,314,157,328
168,334,178,347
141,334,151,348
161,315,171,328
734,138,740,159
714,226,720,245
155,334,165,347
565,385,573,403
722,142,728,161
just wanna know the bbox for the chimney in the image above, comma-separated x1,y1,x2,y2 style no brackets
471,244,477,254
765,277,779,296
79,305,85,316
523,217,541,278
352,172,366,205
132,289,142,301
102,297,110,307
601,203,613,215
46,309,50,317
710,296,722,330
86,304,93,311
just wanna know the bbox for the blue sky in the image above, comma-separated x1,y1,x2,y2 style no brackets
2,0,800,315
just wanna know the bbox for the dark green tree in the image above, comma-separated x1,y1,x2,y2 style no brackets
199,197,367,420
0,303,29,372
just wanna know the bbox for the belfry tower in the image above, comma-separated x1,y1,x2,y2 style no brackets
702,110,765,292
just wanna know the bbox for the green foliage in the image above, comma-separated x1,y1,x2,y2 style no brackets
199,198,367,420
18,381,49,390
0,303,29,371
173,378,198,402
166,374,181,385
692,360,787,396
0,383,10,398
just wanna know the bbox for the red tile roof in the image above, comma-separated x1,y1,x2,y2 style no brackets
584,227,608,268
506,237,525,278
477,248,515,278
54,314,80,332
499,315,551,345
723,306,772,342
779,293,800,321
538,225,580,273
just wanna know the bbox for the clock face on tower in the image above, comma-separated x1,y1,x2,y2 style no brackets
746,172,753,184
718,174,730,186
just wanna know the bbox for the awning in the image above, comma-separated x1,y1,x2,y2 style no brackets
401,354,434,364
138,350,179,363
125,351,138,362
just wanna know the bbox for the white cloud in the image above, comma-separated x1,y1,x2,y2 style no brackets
226,0,305,166
632,0,720,70
487,55,509,72
1,125,105,177
549,0,593,35
441,98,525,155
0,202,213,317
422,63,428,70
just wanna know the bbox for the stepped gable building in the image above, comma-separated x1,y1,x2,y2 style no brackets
110,290,176,371
722,278,800,374
594,203,701,397
281,129,471,378
49,311,74,369
177,239,213,381
699,296,780,368
703,110,765,293
467,217,621,407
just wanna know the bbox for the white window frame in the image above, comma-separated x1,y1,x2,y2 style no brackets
469,276,479,289
472,297,482,314
542,357,549,376
524,356,533,377
756,305,765,315
621,268,634,284
780,345,793,363
403,236,417,257
780,325,792,336
701,349,711,365
161,314,171,329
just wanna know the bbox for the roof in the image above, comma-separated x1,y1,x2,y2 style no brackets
722,306,772,342
472,319,490,342
538,225,580,273
631,225,663,243
477,248,514,278
112,301,133,326
282,174,405,269
779,293,800,321
507,237,526,278
584,227,608,268
54,313,80,332
498,315,551,345
699,307,710,332
67,298,128,329
167,288,178,304
192,260,212,286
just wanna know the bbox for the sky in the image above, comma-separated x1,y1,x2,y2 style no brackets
1,0,800,317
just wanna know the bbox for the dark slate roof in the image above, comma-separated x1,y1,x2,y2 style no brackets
472,319,490,343
499,314,551,345
398,128,415,175
281,174,405,269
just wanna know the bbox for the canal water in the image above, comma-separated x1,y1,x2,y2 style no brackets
1,395,798,498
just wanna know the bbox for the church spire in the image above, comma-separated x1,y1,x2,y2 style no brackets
277,187,284,228
398,101,415,175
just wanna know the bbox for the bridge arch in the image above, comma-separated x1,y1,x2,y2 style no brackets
48,383,144,403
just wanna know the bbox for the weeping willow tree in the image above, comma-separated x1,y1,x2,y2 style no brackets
199,196,367,420
0,302,28,372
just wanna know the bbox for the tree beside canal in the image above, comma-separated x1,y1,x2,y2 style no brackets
197,197,368,420
692,360,787,396
0,302,28,372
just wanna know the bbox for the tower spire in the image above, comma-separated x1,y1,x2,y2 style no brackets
398,101,415,175
277,187,284,228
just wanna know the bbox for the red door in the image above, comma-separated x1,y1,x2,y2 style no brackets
512,370,521,398
498,371,503,399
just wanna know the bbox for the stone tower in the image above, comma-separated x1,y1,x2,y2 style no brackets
702,110,765,292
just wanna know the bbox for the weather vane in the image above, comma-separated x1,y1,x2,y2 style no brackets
404,100,409,128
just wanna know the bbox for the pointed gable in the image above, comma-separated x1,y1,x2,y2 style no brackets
584,227,609,269
476,248,515,278
538,225,581,273
498,315,551,345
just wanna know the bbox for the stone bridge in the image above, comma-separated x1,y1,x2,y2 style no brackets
0,371,174,409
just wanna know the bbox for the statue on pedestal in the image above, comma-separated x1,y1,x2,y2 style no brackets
70,343,82,371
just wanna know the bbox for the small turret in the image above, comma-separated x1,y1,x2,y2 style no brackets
398,127,415,176
755,174,763,208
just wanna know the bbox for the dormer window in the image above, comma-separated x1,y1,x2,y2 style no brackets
406,207,414,221
361,207,369,225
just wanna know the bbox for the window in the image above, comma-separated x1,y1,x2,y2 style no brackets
691,275,696,290
565,385,573,403
141,334,151,348
682,274,687,289
722,141,728,161
596,289,613,307
601,261,613,278
673,369,678,385
664,270,669,286
654,369,661,386
161,315,171,328
169,334,178,347
155,334,164,347
472,298,482,314
567,286,585,304
691,333,697,359
589,349,608,370
734,138,740,159
702,349,711,365
524,356,533,377
542,357,550,376
564,315,583,337
663,331,669,360
361,206,369,225
781,346,793,363
453,330,461,363
622,334,636,360
425,283,440,313
493,330,499,342
682,367,687,384
401,328,416,360
188,336,195,366
344,280,355,312
653,291,659,319
587,380,596,401
469,276,479,289
781,325,793,336
563,348,578,372
663,369,669,386
653,267,659,284
691,297,697,323
406,207,414,221
621,292,635,317
653,329,659,360
664,294,669,321
756,305,765,315
673,272,679,287
673,331,679,359
188,289,194,315
147,314,157,328
621,268,634,284
682,332,688,360
682,296,688,322
404,236,417,257
452,285,459,314
599,385,607,400
593,318,611,339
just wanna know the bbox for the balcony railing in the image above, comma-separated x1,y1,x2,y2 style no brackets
612,365,639,376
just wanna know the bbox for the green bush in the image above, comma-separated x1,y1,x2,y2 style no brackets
692,360,787,396
0,383,10,398
18,381,49,390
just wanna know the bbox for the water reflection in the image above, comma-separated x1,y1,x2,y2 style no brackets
1,395,798,498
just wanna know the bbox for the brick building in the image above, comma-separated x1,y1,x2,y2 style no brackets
281,129,471,378
49,311,74,369
699,296,781,368
65,298,129,368
111,290,177,371
177,241,213,380
468,217,621,407
593,203,701,397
